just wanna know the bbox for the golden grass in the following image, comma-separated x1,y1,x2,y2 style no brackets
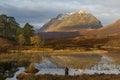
48,49,107,56
16,74,120,80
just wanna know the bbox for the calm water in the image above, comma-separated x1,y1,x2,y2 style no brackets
6,55,120,80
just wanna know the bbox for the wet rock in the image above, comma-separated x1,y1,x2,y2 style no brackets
16,72,36,80
25,63,39,74
16,72,26,80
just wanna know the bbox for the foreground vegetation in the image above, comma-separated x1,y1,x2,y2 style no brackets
0,52,42,79
16,74,120,80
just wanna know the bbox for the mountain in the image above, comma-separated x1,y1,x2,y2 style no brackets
81,19,120,36
98,19,120,36
39,10,103,32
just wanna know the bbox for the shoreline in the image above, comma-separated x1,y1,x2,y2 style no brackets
16,73,120,80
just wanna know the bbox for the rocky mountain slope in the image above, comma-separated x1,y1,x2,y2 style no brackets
39,10,102,32
37,10,120,39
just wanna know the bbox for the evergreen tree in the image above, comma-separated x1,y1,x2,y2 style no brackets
23,23,34,44
0,14,19,39
7,16,19,38
0,14,8,37
0,14,35,45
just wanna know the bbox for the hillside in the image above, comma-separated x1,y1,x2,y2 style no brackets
81,19,120,36
98,19,120,35
44,35,109,50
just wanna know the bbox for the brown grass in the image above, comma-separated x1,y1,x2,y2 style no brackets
16,74,120,80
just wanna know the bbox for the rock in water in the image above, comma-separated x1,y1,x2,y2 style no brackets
25,63,39,74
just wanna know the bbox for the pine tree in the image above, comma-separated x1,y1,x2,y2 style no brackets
23,23,34,44
0,14,19,39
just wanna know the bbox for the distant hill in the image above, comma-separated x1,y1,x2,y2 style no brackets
98,19,120,35
81,19,120,36
39,10,102,32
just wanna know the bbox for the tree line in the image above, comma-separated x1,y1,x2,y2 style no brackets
0,14,43,47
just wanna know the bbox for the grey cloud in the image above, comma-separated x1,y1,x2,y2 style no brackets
0,0,120,28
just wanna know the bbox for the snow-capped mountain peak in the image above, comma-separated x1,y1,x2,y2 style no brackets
39,10,102,32
56,10,89,20
77,10,89,14
57,13,69,20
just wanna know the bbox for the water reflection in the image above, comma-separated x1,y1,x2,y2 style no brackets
6,55,120,80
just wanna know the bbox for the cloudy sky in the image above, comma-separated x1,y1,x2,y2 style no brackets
0,0,120,29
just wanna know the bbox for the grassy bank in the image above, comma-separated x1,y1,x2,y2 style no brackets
16,74,120,80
